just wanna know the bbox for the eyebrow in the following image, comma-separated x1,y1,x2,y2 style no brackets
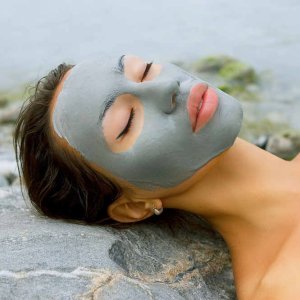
99,55,125,123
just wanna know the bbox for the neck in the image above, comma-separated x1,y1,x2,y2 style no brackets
163,138,300,296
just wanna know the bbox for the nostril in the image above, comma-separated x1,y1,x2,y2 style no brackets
171,93,177,108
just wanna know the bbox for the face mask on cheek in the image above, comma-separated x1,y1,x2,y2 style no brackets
53,55,243,190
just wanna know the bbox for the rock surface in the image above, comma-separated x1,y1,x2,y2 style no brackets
0,187,235,299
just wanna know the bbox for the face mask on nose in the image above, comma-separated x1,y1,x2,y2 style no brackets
53,55,243,190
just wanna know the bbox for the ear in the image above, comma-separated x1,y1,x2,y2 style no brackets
107,195,162,223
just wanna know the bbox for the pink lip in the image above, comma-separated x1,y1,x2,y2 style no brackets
186,83,219,133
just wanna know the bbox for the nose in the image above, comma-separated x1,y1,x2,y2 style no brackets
134,80,180,114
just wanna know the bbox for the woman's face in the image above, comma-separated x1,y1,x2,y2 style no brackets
52,54,243,190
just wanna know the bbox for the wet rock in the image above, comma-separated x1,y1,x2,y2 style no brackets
0,187,235,300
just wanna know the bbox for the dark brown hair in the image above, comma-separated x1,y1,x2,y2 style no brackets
14,63,122,224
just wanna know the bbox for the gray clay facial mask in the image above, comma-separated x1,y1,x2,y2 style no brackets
53,55,243,190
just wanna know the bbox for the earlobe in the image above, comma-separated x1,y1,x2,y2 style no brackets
107,195,162,223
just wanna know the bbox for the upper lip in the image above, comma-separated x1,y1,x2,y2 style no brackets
186,83,208,131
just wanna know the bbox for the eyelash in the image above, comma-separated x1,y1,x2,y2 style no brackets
116,108,135,140
141,61,153,82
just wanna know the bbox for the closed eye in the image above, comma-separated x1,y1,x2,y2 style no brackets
141,62,153,82
116,108,135,140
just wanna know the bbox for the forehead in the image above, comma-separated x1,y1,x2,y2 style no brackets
53,56,125,122
61,56,124,98
51,68,73,114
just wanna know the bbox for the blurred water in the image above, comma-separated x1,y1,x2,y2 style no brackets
0,0,300,126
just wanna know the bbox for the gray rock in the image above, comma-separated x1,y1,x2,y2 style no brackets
266,135,294,153
266,134,300,160
0,187,236,299
254,135,269,150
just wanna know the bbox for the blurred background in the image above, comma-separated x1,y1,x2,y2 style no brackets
1,0,300,185
1,0,300,91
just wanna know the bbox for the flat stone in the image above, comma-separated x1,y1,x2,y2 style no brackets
0,187,235,299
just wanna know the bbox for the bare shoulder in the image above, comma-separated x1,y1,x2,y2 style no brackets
252,225,300,300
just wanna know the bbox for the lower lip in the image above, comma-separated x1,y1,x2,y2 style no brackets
187,84,219,133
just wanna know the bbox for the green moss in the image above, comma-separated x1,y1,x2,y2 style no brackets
192,55,235,73
219,61,257,84
191,55,258,85
217,85,232,94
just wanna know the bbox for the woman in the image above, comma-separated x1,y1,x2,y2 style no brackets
14,54,300,299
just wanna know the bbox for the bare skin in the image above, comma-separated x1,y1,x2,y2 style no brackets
51,56,300,300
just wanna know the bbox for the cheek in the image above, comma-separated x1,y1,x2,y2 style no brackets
137,107,190,160
145,112,176,137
